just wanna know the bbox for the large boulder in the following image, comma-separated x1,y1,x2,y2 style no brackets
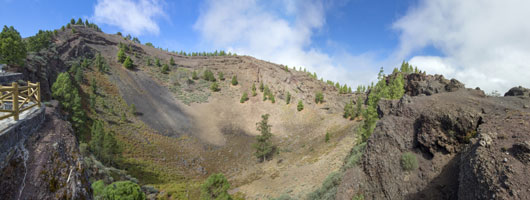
504,86,530,97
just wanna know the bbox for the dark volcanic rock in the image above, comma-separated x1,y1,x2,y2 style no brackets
0,102,91,199
337,89,530,200
404,73,465,96
504,86,530,97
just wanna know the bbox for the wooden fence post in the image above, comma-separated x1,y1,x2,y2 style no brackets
12,82,19,121
37,82,41,107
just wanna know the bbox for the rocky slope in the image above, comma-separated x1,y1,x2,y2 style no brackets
336,76,530,200
0,101,91,199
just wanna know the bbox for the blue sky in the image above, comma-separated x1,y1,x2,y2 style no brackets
2,0,530,93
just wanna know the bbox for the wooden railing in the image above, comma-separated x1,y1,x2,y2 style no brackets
0,81,41,121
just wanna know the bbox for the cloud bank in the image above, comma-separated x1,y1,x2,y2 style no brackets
394,0,530,93
194,0,380,87
92,0,166,36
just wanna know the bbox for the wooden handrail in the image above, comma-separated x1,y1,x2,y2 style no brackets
0,81,41,121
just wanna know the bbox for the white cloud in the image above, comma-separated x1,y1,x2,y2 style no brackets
194,0,379,87
92,0,166,36
394,0,530,93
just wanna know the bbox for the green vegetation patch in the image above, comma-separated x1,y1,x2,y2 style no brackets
400,152,418,171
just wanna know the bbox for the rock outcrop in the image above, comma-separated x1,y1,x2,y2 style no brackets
404,73,465,96
337,88,530,200
504,86,530,97
0,101,91,199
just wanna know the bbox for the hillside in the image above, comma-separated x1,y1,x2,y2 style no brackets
8,25,361,199
1,23,529,200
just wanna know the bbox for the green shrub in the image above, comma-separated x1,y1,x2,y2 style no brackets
272,194,293,200
218,72,225,81
352,194,365,200
259,82,264,92
240,92,249,103
210,82,220,92
161,64,169,74
297,100,304,111
203,70,216,82
325,132,330,143
91,180,105,199
200,173,232,200
343,142,366,170
285,92,291,104
231,75,238,85
123,56,133,69
117,48,126,63
169,57,175,65
192,71,199,80
79,142,89,156
307,171,342,200
315,92,324,104
52,72,85,130
26,29,53,52
155,58,161,67
400,152,418,171
102,181,145,200
269,93,275,103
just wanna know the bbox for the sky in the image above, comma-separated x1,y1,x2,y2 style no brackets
1,0,530,93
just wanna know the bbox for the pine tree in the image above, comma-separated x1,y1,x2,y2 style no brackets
269,93,275,103
123,56,133,69
154,58,161,67
253,114,274,161
192,71,199,80
210,82,220,92
286,92,291,104
297,100,304,111
116,48,126,63
315,92,324,104
240,92,249,103
102,131,119,165
231,75,238,86
161,64,169,74
169,57,175,65
52,73,85,130
0,26,27,66
251,83,257,96
76,18,83,25
90,120,105,158
70,18,76,24
218,72,225,81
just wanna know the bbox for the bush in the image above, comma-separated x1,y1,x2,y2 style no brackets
116,48,126,63
170,57,175,65
240,92,249,103
210,82,220,92
307,171,342,200
200,173,232,200
297,100,304,111
102,181,145,200
218,72,225,81
343,142,366,170
259,82,264,92
203,70,216,82
161,64,169,74
401,152,418,171
325,132,330,143
269,93,275,103
145,42,154,47
231,75,238,86
155,58,161,67
286,92,291,104
315,92,324,104
123,56,133,69
192,71,199,80
91,180,105,199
